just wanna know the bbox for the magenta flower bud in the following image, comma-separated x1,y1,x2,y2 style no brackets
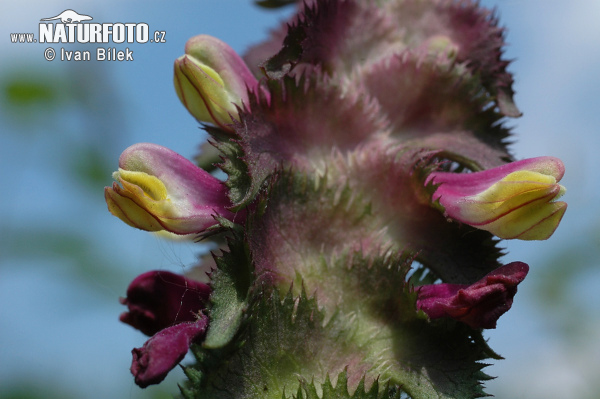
173,34,259,129
426,156,567,240
131,317,208,388
105,143,241,235
119,270,211,336
416,262,529,329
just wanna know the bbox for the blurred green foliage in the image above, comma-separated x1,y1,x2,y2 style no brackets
0,62,137,395
1,70,69,127
0,64,127,290
5,77,58,105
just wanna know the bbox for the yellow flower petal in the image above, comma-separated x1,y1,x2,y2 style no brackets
105,186,164,231
482,195,567,240
116,169,168,201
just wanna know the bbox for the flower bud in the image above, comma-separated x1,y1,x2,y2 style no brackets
122,270,211,388
131,317,208,388
416,262,529,329
105,143,240,235
173,35,258,129
119,270,211,336
426,156,567,240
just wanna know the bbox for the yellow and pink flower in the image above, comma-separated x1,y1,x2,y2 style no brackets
105,143,241,235
426,156,567,240
173,35,260,129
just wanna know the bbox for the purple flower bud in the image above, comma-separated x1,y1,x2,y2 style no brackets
119,270,211,336
131,317,208,388
416,262,529,329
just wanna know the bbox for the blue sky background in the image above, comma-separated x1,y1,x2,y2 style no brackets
1,1,599,398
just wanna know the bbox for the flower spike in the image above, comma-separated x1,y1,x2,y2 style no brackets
174,35,259,129
426,157,567,240
106,0,571,395
105,143,240,235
